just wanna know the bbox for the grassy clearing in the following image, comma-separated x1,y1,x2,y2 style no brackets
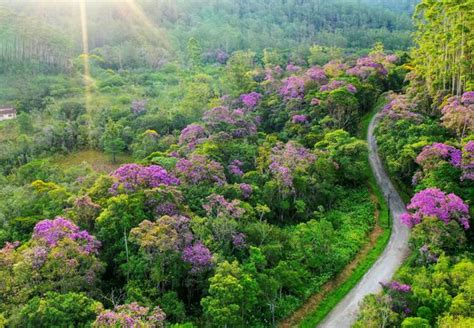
53,149,133,173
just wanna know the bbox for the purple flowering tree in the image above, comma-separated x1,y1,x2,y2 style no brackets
268,141,316,193
380,280,412,314
305,66,327,84
279,76,305,100
416,143,462,169
175,154,226,185
239,183,253,199
286,63,302,72
228,159,244,177
0,218,104,297
292,114,308,124
179,124,207,149
203,106,257,138
400,188,470,229
33,217,101,254
319,80,345,92
240,92,262,109
93,303,165,328
109,164,179,194
182,242,213,273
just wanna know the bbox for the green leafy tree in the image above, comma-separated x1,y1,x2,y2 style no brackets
15,292,103,328
101,120,126,163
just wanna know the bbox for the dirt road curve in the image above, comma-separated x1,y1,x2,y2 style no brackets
317,113,410,328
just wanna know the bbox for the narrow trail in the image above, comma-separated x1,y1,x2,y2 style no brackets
317,113,410,328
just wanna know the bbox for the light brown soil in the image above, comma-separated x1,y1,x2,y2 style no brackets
278,191,384,328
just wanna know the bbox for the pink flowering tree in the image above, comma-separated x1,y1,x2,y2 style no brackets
379,93,423,123
93,302,165,328
305,66,327,84
412,142,473,194
461,141,474,181
416,143,462,169
441,92,474,139
346,55,390,80
179,124,207,150
401,188,470,229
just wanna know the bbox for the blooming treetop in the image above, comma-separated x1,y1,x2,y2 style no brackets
93,302,166,328
401,188,470,229
110,164,179,193
416,143,462,169
33,217,101,254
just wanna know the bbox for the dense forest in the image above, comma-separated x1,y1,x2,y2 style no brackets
0,0,416,73
0,0,472,327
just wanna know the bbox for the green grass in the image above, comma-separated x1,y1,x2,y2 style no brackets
52,149,133,173
297,99,393,327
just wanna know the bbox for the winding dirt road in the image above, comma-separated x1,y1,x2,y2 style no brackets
317,113,410,328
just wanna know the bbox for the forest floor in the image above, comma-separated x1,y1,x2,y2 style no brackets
54,149,133,173
279,189,385,328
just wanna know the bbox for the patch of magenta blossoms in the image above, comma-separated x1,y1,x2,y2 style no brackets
381,280,411,293
346,55,388,79
269,141,316,191
400,188,470,229
441,92,474,137
93,303,165,328
292,114,308,124
203,106,257,138
305,66,327,83
239,183,253,199
280,76,305,100
110,164,179,193
182,242,213,273
232,232,246,248
286,63,302,72
228,159,244,177
175,154,226,185
240,92,262,109
416,143,462,169
346,84,357,94
380,93,422,122
461,141,474,181
203,194,245,219
33,217,101,254
179,124,206,149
